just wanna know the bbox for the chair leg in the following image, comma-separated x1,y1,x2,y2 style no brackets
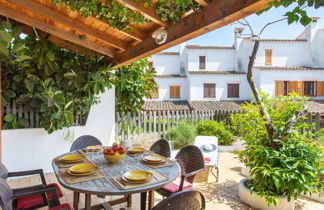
216,166,219,182
126,194,132,207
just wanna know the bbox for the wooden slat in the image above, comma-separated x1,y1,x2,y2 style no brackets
113,0,272,67
0,3,116,57
7,0,129,51
113,0,168,27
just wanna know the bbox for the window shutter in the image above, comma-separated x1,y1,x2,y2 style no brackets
175,86,180,98
275,81,284,96
170,86,174,98
265,49,272,65
199,56,206,69
317,81,324,96
296,81,304,96
288,81,297,93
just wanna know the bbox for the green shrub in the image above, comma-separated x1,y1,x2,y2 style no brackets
167,122,196,150
196,120,234,145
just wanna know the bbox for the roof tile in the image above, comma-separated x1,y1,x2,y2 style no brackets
255,66,324,71
188,71,246,75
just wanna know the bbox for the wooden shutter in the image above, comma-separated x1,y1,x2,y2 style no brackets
228,84,239,98
204,84,215,98
275,81,284,96
296,81,304,96
316,81,324,96
170,86,180,98
199,56,206,69
288,81,297,94
265,49,272,65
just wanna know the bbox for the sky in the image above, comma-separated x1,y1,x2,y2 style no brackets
165,5,324,52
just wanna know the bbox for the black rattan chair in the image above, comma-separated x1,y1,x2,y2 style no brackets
155,145,205,197
149,139,172,158
70,135,102,152
152,189,205,210
0,178,61,210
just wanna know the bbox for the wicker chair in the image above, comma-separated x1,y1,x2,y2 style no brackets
155,145,205,197
0,178,61,210
152,189,205,210
149,139,171,158
70,135,102,151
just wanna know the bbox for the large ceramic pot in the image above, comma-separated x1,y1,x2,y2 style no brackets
238,178,295,210
304,191,324,203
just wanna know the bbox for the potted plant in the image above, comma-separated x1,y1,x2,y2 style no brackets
231,93,323,209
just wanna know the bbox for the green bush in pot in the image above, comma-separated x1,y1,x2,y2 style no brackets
196,120,235,145
231,93,323,206
167,122,196,150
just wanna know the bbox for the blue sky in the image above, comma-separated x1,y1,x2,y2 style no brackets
166,6,324,51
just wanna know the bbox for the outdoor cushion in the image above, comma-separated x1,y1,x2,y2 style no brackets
204,157,211,163
49,203,73,210
16,183,63,209
161,177,193,193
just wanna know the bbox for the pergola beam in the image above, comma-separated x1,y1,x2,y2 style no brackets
7,0,129,51
195,0,208,7
113,0,168,27
113,0,272,67
0,3,116,57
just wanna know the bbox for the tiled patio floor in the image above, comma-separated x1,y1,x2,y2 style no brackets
8,152,324,210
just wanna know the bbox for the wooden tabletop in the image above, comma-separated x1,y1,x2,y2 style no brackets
52,151,180,196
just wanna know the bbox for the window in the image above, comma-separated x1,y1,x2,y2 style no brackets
150,87,159,99
204,83,216,98
227,84,240,98
284,81,289,96
170,85,180,98
265,49,272,65
304,81,315,96
199,56,206,69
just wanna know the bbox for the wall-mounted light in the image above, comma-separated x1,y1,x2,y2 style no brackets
152,28,168,44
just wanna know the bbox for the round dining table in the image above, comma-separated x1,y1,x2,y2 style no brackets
52,151,180,210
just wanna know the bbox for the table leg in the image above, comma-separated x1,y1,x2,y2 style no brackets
85,194,91,210
140,192,147,210
148,191,155,209
126,194,132,207
73,192,80,210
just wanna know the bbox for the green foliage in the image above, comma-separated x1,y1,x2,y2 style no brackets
115,58,157,113
52,0,147,32
260,0,324,26
196,120,234,145
0,20,113,133
231,93,323,205
167,122,197,149
3,113,29,129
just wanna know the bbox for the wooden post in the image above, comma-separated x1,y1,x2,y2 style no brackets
143,111,147,134
315,112,320,131
157,111,161,135
167,111,170,131
162,111,166,136
132,112,136,138
138,112,142,135
116,112,120,142
153,111,157,133
149,111,152,133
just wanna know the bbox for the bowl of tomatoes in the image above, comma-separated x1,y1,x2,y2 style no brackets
103,143,126,164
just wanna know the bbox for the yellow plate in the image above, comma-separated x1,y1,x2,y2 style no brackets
68,163,97,174
143,155,166,163
67,170,96,177
121,174,151,184
61,154,85,163
123,170,152,182
128,147,145,154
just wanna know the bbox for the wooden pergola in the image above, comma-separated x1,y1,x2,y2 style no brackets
0,0,272,68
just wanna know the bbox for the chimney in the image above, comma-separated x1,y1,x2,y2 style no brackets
234,27,244,38
305,17,319,42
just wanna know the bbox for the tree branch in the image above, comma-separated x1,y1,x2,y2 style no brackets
258,17,288,37
247,39,277,140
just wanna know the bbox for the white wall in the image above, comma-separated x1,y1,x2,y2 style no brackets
188,74,251,101
2,88,115,173
257,69,324,99
312,30,324,67
187,49,235,71
152,54,180,75
151,78,188,100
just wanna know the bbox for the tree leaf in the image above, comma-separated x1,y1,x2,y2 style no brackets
46,51,55,61
64,101,73,111
11,25,23,38
4,113,16,122
0,30,12,44
24,79,35,92
0,44,9,57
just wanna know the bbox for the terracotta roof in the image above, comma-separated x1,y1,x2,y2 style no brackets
254,66,324,71
188,71,246,75
155,74,186,78
186,45,234,50
142,101,191,111
155,52,179,55
190,101,246,111
245,38,307,42
306,101,324,113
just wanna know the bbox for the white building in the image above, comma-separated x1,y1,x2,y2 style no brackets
143,17,324,112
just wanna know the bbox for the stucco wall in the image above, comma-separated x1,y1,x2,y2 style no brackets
150,77,188,100
152,54,180,75
257,70,324,99
2,88,115,173
188,74,251,101
187,49,235,71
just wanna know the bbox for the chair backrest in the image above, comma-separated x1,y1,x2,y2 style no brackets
152,189,205,210
149,139,171,158
0,179,13,210
175,145,205,183
70,135,102,152
0,162,8,179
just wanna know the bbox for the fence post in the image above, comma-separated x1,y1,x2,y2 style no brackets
115,112,120,142
138,111,142,135
132,112,136,138
157,111,161,135
162,111,166,136
143,111,147,134
153,111,157,133
315,112,320,132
